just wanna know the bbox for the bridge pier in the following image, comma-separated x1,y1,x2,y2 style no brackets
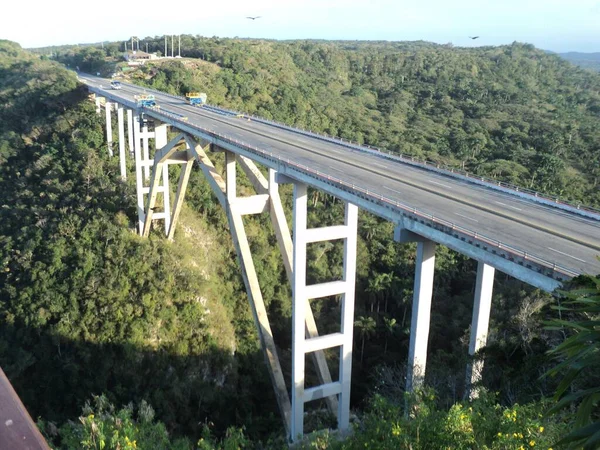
394,228,436,392
117,107,126,180
104,101,113,157
291,182,358,441
395,226,497,397
465,261,495,398
127,109,134,158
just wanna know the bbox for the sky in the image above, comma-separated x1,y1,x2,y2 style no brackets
3,0,599,52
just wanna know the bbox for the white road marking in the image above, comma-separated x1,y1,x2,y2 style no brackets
430,180,452,189
548,247,586,263
455,212,479,222
494,201,522,211
327,165,339,171
383,186,403,195
373,162,388,169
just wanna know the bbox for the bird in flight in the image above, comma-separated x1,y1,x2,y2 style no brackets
469,36,480,40
247,16,261,20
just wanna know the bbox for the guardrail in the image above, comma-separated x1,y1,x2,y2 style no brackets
121,81,600,220
145,105,580,282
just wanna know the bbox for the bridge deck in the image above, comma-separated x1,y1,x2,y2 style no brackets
81,74,600,285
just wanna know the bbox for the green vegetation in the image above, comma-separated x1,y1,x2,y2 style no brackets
0,39,280,440
546,276,600,449
557,52,600,72
3,36,599,448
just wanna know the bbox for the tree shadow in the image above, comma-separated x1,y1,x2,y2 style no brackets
0,321,283,441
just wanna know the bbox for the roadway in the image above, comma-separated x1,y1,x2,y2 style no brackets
80,74,600,278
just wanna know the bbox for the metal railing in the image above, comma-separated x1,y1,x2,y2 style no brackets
145,105,581,282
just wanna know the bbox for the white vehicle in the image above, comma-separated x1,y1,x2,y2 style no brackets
110,81,122,90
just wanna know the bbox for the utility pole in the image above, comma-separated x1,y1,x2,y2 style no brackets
164,35,167,57
178,35,181,57
146,43,148,53
171,35,174,57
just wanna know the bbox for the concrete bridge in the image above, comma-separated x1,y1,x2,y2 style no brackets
81,73,600,442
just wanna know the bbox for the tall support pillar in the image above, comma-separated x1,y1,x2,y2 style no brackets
127,109,134,157
406,239,436,392
117,107,126,180
291,182,358,441
291,183,308,440
219,150,291,435
133,113,144,234
465,261,495,399
154,124,170,234
95,97,101,115
105,101,113,157
142,123,151,180
338,202,358,432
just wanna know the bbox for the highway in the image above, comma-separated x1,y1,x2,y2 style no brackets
80,74,600,278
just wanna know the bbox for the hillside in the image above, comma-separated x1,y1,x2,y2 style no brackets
558,51,600,72
0,39,280,439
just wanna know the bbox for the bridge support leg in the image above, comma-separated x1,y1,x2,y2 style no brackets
465,261,495,399
166,153,195,240
142,123,151,180
221,150,292,436
291,182,358,442
263,169,339,416
133,113,144,234
127,109,134,158
406,238,436,392
154,125,170,233
117,107,126,180
142,132,187,237
105,101,113,157
95,97,101,115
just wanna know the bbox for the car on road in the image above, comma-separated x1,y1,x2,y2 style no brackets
110,81,122,90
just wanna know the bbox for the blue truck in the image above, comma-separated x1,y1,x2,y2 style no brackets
185,92,207,106
134,94,157,108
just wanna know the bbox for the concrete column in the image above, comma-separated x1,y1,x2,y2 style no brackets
465,261,495,398
338,202,358,431
117,107,126,180
162,164,171,235
155,124,170,235
292,182,308,440
133,114,144,235
226,151,236,200
142,124,150,180
105,102,113,157
95,97,101,115
154,124,168,148
406,239,436,392
127,109,134,157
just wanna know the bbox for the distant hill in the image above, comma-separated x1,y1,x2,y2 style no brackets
557,51,600,71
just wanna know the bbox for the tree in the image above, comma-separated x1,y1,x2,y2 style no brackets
355,316,377,364
382,317,398,354
546,275,600,449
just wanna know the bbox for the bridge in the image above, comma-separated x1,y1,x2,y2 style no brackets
80,73,600,442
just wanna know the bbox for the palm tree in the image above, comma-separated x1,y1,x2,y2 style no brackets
382,317,398,355
354,316,376,365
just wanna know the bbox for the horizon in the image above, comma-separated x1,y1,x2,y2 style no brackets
23,36,600,55
3,0,599,53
